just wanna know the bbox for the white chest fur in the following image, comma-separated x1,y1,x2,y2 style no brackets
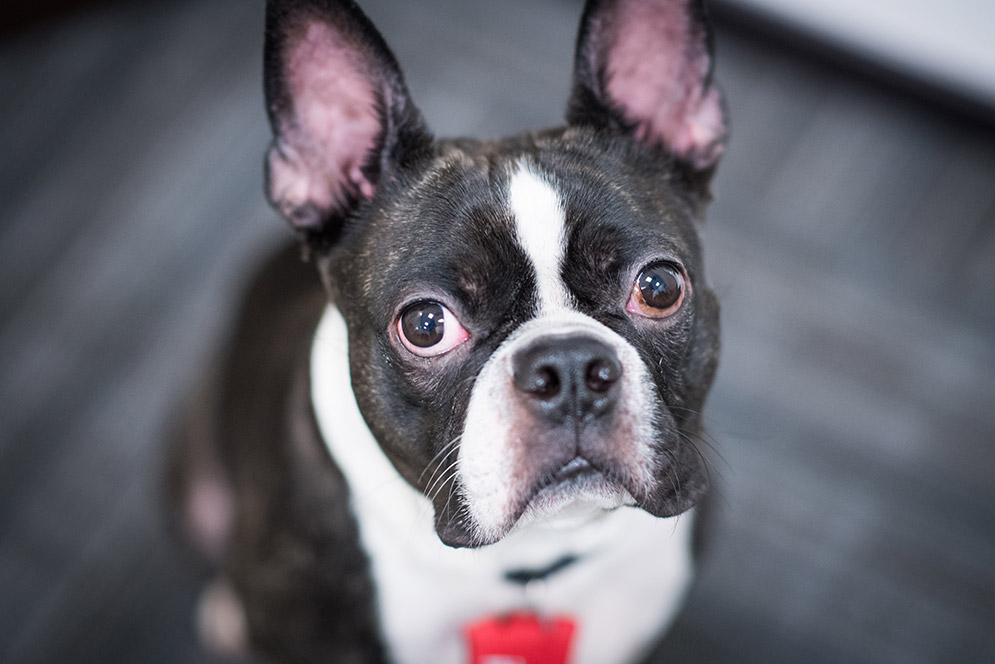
310,306,695,664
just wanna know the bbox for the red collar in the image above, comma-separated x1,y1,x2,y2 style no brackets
466,613,576,664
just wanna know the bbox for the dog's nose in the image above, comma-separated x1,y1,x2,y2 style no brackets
512,335,622,421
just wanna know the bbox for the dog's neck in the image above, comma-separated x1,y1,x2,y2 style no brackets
310,304,697,664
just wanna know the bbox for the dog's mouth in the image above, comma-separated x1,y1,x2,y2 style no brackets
549,457,598,483
508,456,635,532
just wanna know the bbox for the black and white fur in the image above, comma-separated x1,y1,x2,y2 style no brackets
169,0,726,662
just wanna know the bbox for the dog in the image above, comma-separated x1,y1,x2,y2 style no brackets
169,0,726,662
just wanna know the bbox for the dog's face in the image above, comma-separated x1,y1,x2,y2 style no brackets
263,0,726,547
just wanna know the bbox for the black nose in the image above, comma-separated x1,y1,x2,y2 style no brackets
512,334,623,422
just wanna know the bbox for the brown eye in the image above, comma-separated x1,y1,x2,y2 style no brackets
397,301,469,357
626,262,685,318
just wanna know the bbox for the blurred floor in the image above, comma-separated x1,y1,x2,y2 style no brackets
1,0,994,662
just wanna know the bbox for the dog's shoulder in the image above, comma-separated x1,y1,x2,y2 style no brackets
175,242,389,661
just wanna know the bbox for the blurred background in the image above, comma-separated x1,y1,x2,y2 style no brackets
1,0,993,662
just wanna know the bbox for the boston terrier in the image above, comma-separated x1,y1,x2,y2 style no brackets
168,0,726,662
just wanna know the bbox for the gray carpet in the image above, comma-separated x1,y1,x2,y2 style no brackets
1,0,993,662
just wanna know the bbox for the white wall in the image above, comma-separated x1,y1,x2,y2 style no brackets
722,0,995,108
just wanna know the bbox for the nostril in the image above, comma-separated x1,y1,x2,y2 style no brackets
585,357,622,393
531,366,561,398
514,360,563,399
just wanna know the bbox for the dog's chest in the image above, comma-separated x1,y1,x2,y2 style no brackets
311,307,695,664
356,498,695,664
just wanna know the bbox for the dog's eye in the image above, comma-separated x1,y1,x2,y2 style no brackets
397,301,469,357
627,262,685,318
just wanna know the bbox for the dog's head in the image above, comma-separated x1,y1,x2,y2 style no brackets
264,0,726,548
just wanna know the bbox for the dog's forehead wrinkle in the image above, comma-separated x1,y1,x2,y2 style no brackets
524,147,698,253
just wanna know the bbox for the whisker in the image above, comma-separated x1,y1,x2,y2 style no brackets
440,470,463,523
660,447,683,503
412,445,461,525
417,434,463,483
677,427,729,477
668,404,728,434
426,458,461,505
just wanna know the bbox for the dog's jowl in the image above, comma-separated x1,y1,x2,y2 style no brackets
169,1,727,662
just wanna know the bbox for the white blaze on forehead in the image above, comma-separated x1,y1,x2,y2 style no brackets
508,163,571,312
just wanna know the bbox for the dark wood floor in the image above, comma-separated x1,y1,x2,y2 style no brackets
1,1,993,662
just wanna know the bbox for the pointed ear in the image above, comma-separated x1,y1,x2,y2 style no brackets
567,0,727,172
264,0,431,239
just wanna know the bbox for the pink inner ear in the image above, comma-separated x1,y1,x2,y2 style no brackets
603,0,726,169
268,21,381,226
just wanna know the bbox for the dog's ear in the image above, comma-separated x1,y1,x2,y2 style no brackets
567,0,727,173
264,0,431,241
